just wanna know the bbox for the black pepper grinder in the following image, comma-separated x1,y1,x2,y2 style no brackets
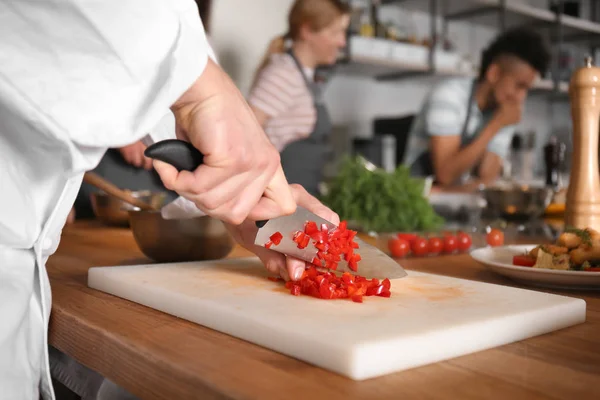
544,136,566,188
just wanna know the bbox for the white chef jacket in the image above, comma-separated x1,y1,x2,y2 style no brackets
0,1,212,399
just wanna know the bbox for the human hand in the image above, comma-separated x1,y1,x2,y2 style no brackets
118,141,153,170
225,184,340,281
154,59,296,225
493,101,522,127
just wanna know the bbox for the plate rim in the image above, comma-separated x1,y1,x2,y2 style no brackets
470,244,600,278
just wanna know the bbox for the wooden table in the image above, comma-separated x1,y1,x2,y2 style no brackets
48,222,600,400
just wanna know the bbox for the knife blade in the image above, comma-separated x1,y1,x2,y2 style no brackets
253,206,407,279
145,139,408,280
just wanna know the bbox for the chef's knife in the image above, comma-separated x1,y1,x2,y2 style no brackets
145,139,408,279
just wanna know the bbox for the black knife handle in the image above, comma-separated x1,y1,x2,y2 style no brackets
144,139,204,172
144,139,267,228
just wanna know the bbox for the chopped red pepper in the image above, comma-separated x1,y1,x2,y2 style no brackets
264,240,273,249
299,234,310,249
304,221,319,236
268,265,392,303
269,232,283,246
290,219,362,274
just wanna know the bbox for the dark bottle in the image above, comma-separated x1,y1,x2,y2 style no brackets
544,136,566,188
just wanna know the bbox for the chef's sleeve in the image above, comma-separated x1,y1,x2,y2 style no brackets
0,0,208,149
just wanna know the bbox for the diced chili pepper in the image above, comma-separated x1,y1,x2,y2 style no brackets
304,221,319,236
264,240,273,249
292,231,304,243
351,295,363,303
382,278,391,290
269,232,283,246
268,265,392,302
299,234,310,249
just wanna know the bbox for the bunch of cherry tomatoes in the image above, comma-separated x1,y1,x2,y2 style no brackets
387,228,504,258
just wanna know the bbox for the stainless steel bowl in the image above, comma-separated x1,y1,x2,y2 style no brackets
479,184,555,221
90,191,166,227
127,209,235,263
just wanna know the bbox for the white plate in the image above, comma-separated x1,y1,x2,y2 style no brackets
470,245,600,290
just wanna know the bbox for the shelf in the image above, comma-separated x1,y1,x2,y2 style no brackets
336,52,569,95
336,54,470,80
531,79,569,95
380,0,600,42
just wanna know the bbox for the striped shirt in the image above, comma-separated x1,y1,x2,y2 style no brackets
248,52,316,151
403,77,515,169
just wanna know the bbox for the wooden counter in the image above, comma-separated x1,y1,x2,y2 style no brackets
47,222,600,400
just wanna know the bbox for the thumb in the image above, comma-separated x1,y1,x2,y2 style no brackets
152,160,179,191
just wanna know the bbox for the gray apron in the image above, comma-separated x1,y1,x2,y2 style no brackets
279,49,332,197
409,79,477,184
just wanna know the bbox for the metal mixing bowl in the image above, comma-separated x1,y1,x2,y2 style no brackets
127,209,235,263
90,190,166,227
479,184,555,221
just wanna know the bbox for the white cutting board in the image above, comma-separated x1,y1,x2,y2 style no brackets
87,257,586,380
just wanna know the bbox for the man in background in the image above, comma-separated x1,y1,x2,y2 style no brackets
404,28,551,190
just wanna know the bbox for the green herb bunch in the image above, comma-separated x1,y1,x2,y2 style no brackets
321,157,444,233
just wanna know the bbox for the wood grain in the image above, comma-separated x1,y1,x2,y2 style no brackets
47,222,600,400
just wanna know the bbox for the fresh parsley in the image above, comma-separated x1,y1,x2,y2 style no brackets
321,157,444,233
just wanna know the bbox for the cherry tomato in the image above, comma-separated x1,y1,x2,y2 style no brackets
513,255,536,267
486,229,504,247
397,233,417,244
443,235,458,254
388,238,410,258
428,237,443,255
456,232,472,252
411,237,429,257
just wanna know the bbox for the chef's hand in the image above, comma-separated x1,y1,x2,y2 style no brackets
225,184,340,281
118,141,153,170
153,59,296,225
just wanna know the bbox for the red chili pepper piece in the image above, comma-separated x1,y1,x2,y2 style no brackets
290,285,301,296
351,295,363,303
292,231,304,243
264,240,273,249
269,232,283,246
304,221,319,236
298,234,310,249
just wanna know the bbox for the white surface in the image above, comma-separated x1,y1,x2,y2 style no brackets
88,257,585,380
471,245,600,290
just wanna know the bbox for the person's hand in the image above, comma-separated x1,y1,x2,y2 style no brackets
118,141,153,170
493,101,522,127
154,59,296,225
226,184,340,281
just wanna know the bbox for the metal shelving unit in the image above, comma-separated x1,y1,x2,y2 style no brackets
337,0,600,97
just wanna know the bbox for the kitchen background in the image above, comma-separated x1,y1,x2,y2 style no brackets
208,0,599,179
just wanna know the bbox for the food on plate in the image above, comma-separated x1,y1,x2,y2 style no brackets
269,266,392,303
514,227,600,271
321,157,444,232
387,231,473,257
265,220,362,272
